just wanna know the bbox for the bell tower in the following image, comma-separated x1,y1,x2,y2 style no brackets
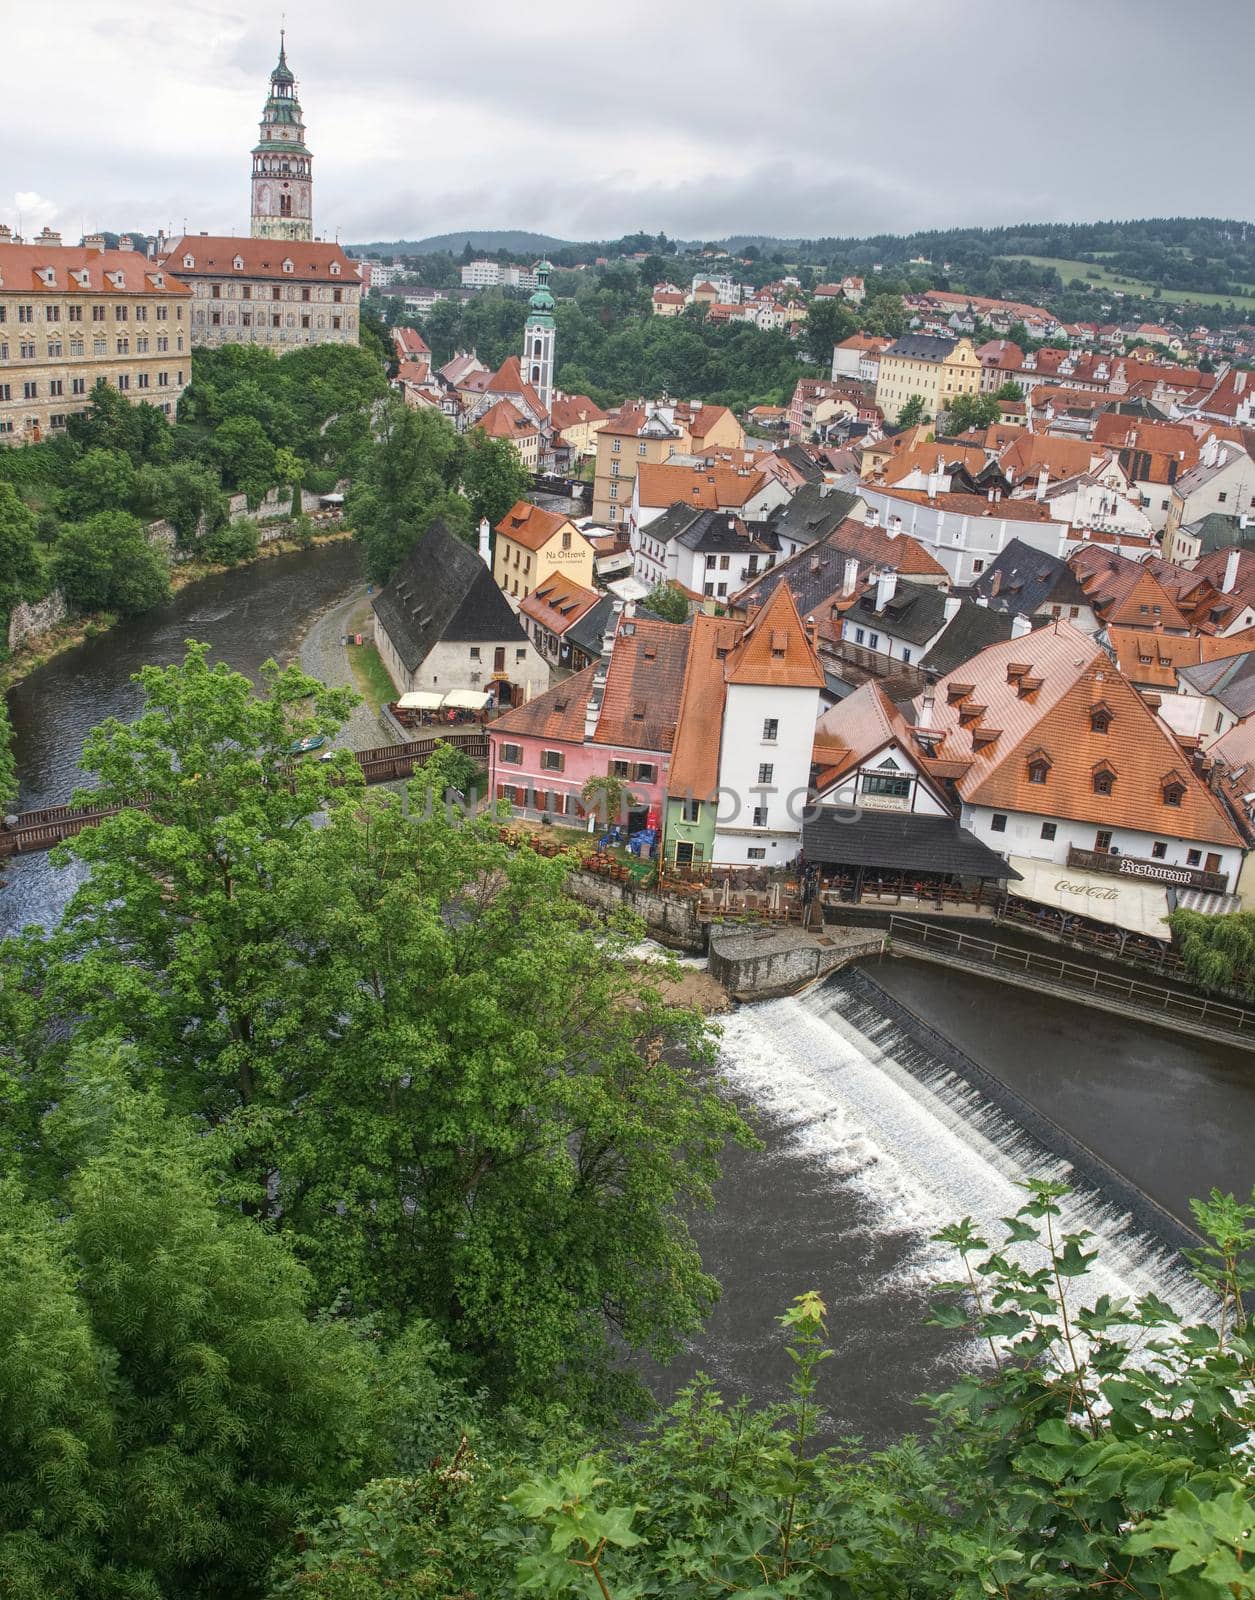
523,261,556,413
251,33,313,242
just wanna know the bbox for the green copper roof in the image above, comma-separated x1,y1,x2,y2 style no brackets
526,260,554,322
272,33,295,85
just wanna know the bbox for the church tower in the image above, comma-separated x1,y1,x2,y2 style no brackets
251,33,313,241
523,261,556,413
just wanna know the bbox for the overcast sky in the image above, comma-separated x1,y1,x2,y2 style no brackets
5,0,1250,247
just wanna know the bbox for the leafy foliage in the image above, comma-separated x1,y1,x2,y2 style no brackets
346,400,470,582
52,510,170,615
641,581,689,624
1169,907,1255,995
941,391,1004,434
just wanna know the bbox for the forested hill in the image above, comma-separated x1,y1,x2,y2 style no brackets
354,229,573,256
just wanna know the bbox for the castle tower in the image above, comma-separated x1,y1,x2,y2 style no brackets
250,33,313,241
523,261,556,413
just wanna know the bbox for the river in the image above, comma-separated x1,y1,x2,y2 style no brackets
3,543,1249,1444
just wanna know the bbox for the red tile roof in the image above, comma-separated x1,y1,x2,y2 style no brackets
161,235,359,285
635,461,768,511
0,243,190,296
669,613,745,796
494,500,576,552
477,398,538,443
727,583,825,689
518,572,600,635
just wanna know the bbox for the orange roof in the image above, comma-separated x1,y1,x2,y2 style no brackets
1090,414,1200,463
518,571,600,635
494,500,576,552
669,613,745,796
492,666,596,744
835,333,892,353
550,392,608,432
161,235,358,285
477,399,538,443
594,616,691,751
1070,548,1190,630
872,486,1056,524
635,461,767,511
1106,625,1255,690
0,243,190,296
917,623,1241,846
811,680,919,788
999,433,1108,483
726,583,825,689
686,403,737,440
485,355,546,419
877,442,989,487
393,326,431,358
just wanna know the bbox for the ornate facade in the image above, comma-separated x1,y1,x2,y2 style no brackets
160,236,362,351
522,261,556,413
251,35,313,242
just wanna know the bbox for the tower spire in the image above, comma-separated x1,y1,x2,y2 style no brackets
250,32,312,241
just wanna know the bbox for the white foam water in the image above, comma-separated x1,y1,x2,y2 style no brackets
716,975,1215,1327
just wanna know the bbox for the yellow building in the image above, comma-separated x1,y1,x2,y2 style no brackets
0,233,192,445
592,400,744,524
874,333,981,425
160,235,361,351
493,500,595,606
550,390,608,458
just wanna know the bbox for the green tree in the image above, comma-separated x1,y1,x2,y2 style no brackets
459,427,532,531
56,447,137,519
347,401,467,582
1168,908,1255,995
0,1074,390,1600
274,445,306,518
0,698,16,816
214,415,277,504
943,391,1004,434
0,481,44,612
642,579,690,623
52,510,170,615
802,294,856,363
580,771,639,824
897,393,930,427
65,381,171,465
995,378,1024,400
134,459,228,549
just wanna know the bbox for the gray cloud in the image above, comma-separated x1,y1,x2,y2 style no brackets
5,0,1252,245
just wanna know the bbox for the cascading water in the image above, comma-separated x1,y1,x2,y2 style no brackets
655,963,1216,1443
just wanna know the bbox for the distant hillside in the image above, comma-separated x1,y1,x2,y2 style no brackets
352,229,574,256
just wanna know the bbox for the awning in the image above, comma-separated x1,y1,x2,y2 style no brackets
1008,855,1171,940
397,690,443,710
441,689,491,711
1170,886,1243,918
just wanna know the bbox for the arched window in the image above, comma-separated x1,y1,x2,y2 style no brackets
533,337,543,357
531,365,541,383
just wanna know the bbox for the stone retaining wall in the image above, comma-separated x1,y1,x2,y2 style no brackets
564,868,706,952
708,926,886,997
8,590,68,652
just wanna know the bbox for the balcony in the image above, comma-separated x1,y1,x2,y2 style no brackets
1067,845,1228,894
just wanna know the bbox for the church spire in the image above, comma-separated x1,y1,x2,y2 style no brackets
250,33,312,241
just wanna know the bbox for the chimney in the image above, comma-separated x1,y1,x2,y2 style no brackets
866,505,880,528
875,568,897,611
975,595,990,607
943,594,961,623
926,470,941,498
1224,547,1241,594
1035,464,1049,500
1203,434,1220,468
0,224,11,243
118,234,133,252
1011,613,1033,639
842,555,860,597
83,232,105,253
36,225,62,247
477,516,492,569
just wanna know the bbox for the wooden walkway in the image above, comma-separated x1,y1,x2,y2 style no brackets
885,915,1255,1052
0,731,488,858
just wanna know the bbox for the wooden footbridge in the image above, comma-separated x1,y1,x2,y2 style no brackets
885,915,1255,1052
0,731,488,859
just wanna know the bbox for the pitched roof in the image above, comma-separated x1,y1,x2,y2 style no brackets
476,398,538,442
726,583,825,689
846,577,949,646
485,354,546,419
494,499,576,552
1069,547,1191,630
491,666,596,744
372,520,527,673
1178,651,1255,717
0,243,190,296
592,616,691,750
635,461,767,511
518,571,600,636
916,624,1241,846
736,515,946,615
393,326,431,358
972,538,1091,618
550,392,608,431
811,680,918,787
669,613,745,797
161,235,358,285
802,809,1018,877
884,333,959,362
870,486,1057,524
764,484,862,549
919,604,1015,675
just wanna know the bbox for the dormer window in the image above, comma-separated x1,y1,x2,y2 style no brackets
1092,761,1117,796
1027,755,1051,785
233,256,244,271
183,254,195,269
330,261,341,275
1089,701,1114,734
1162,769,1187,808
282,259,294,273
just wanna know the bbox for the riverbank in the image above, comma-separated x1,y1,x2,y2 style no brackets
0,527,356,696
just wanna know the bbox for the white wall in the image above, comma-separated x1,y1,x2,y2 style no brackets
712,681,820,865
374,624,550,698
817,748,949,815
961,802,1243,886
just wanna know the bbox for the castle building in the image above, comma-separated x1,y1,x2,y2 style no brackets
0,236,191,445
523,261,556,413
251,34,313,242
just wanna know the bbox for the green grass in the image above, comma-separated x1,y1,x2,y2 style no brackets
347,640,398,715
999,254,1255,312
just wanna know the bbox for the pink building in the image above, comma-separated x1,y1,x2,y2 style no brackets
487,613,691,830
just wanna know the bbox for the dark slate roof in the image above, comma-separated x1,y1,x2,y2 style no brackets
778,442,825,484
371,519,527,674
884,333,958,363
1182,512,1255,556
802,809,1021,878
847,577,946,645
970,537,1090,618
674,510,760,554
767,484,861,550
641,501,707,549
919,602,1015,675
564,597,666,661
1178,652,1255,718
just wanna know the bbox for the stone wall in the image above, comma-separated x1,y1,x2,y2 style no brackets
563,868,706,952
708,925,886,998
8,590,68,653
